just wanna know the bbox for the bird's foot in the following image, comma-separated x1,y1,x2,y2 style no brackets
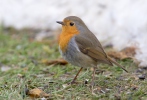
90,81,95,91
68,80,78,85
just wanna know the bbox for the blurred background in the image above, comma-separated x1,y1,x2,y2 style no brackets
0,0,147,66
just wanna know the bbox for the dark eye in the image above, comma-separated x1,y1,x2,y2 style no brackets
69,22,74,26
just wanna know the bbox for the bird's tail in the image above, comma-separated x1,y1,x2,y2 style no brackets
108,56,128,73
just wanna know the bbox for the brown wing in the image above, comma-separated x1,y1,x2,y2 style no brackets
75,34,113,66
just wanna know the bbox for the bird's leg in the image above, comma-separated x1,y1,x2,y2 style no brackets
91,67,96,90
71,67,83,84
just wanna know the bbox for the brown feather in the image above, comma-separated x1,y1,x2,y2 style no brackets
75,35,112,65
75,34,128,72
107,56,128,72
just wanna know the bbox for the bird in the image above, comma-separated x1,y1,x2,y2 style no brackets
56,16,128,85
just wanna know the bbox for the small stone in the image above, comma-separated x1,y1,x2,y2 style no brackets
138,75,145,80
141,66,147,70
84,79,89,84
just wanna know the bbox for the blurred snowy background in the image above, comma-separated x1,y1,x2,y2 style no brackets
0,0,147,66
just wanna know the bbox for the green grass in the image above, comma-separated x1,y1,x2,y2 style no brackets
0,31,147,100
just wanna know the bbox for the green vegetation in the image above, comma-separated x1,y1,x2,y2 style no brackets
0,30,147,100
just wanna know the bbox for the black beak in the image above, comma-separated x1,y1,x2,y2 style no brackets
56,21,64,25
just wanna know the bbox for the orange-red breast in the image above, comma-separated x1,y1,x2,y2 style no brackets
57,16,128,85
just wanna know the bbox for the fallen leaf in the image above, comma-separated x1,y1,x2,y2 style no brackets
107,51,128,60
27,88,49,98
130,74,139,80
42,58,68,66
121,47,136,57
130,84,138,90
107,47,136,60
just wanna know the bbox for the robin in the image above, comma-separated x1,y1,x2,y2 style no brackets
56,16,128,85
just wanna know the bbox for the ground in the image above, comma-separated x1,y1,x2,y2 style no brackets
0,28,147,100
